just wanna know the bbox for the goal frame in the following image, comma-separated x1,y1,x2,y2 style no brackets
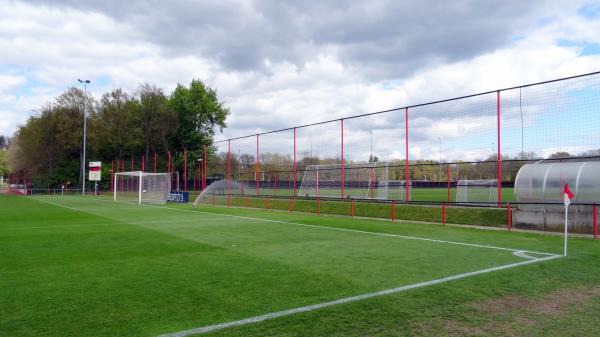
113,171,171,205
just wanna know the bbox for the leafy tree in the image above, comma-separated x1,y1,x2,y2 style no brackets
548,151,572,159
0,136,7,150
169,79,229,150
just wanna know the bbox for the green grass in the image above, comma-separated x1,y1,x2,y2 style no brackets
1,195,598,337
223,186,516,203
203,194,509,227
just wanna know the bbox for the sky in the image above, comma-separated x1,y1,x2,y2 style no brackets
1,0,600,161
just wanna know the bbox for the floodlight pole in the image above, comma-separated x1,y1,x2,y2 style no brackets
78,79,90,196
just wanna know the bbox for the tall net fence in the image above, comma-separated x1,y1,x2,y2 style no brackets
199,71,600,210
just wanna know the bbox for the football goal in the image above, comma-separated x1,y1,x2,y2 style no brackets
113,171,171,204
298,162,391,199
455,179,497,205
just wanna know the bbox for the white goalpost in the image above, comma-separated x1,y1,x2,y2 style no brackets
113,171,171,205
298,162,392,199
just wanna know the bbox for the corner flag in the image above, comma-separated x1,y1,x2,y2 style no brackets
563,183,574,207
563,183,574,256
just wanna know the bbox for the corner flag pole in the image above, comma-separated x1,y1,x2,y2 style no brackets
563,183,574,257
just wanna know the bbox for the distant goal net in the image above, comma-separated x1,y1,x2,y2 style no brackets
298,162,409,200
114,171,171,204
455,179,498,205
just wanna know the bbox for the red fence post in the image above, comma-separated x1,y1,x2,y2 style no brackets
293,127,297,198
341,118,345,198
507,203,512,231
256,134,260,196
227,140,231,207
497,90,502,207
317,197,321,215
142,155,145,172
594,204,597,240
245,194,248,208
154,152,157,174
184,146,187,191
391,200,395,222
442,203,446,225
405,107,410,204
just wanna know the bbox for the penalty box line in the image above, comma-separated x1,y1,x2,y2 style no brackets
158,254,562,337
37,196,561,258
143,203,560,258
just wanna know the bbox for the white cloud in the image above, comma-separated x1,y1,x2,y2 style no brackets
0,0,599,164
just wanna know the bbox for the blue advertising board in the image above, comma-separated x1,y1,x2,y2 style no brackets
167,191,189,203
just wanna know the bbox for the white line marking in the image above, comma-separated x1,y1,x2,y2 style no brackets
2,218,229,230
141,204,559,257
513,250,539,260
34,197,81,211
158,254,562,337
33,196,560,257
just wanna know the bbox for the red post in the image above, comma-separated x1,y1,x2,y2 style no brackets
245,194,248,208
391,200,395,222
266,194,269,209
203,145,207,190
256,134,260,196
317,197,321,215
447,163,451,203
142,155,145,172
154,152,157,174
405,107,410,204
507,203,512,231
289,198,293,213
341,118,344,198
442,203,446,225
497,90,502,207
593,204,597,240
184,146,187,191
193,176,196,191
293,127,297,198
227,140,231,207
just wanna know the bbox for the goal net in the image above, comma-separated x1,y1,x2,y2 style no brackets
378,180,412,201
298,162,390,199
455,179,498,205
114,171,171,204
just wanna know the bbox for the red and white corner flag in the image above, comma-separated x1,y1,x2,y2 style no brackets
563,183,574,207
563,183,574,256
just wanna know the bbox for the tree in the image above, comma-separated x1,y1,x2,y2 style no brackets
136,84,178,162
0,136,7,150
548,152,572,159
169,79,229,152
89,89,140,161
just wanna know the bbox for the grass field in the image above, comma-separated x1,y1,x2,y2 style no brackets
219,186,516,203
2,195,599,337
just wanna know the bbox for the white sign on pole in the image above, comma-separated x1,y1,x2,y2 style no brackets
89,161,102,181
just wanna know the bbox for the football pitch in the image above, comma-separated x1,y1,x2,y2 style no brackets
2,195,599,337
